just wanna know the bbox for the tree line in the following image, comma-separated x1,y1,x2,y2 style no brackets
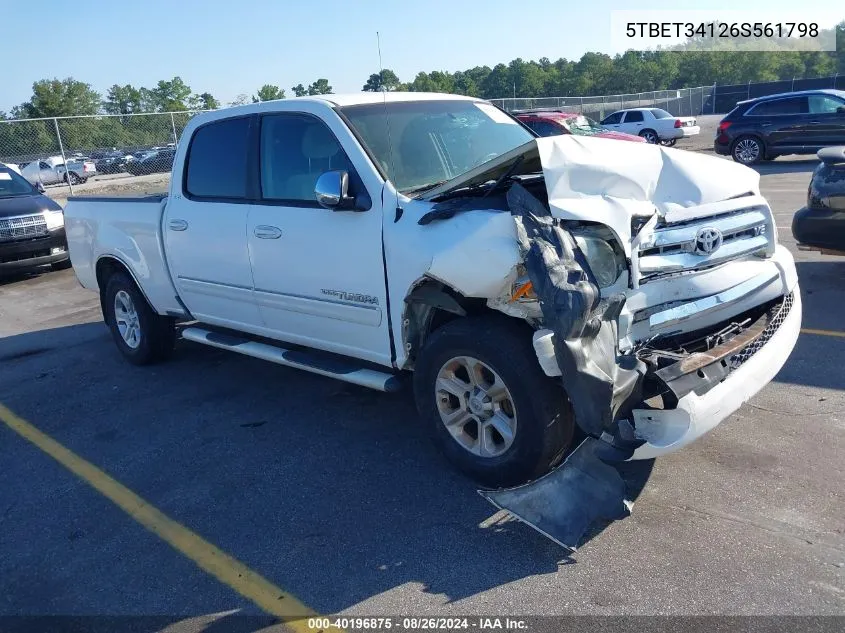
1,24,842,159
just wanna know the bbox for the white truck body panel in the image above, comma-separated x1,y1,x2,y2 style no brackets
64,93,799,461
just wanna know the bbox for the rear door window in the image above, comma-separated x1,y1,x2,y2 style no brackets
185,116,251,199
747,97,808,116
623,111,644,122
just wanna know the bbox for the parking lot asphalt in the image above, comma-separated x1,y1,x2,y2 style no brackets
1,157,843,623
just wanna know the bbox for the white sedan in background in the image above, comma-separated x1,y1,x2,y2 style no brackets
600,108,700,145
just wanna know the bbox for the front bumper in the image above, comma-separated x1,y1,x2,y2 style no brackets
0,229,69,272
630,287,801,459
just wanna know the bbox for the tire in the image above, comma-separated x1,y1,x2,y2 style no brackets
660,139,676,147
64,172,81,185
103,271,176,365
732,136,764,165
639,129,659,144
413,314,575,488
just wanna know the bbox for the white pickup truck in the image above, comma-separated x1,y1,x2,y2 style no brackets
65,93,800,546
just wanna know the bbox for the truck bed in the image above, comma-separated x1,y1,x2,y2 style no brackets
64,194,185,317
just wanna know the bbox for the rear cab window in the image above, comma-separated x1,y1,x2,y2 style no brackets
185,116,251,200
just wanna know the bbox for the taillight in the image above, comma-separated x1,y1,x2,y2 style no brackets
718,121,732,133
674,119,682,128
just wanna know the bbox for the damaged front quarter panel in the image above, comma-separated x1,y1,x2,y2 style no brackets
480,182,648,551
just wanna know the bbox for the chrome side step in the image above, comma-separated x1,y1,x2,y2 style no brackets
181,327,403,393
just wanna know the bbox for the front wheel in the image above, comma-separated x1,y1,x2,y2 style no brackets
413,315,575,488
103,272,176,365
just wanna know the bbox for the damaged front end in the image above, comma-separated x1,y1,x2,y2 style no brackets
480,183,647,550
418,135,799,550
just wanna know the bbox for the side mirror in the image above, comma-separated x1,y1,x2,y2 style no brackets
315,170,351,209
837,106,845,114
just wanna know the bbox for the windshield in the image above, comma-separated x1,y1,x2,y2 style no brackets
649,109,673,119
565,115,604,135
339,100,534,194
0,167,36,198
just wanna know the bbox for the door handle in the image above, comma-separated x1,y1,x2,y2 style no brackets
254,225,282,239
169,219,188,231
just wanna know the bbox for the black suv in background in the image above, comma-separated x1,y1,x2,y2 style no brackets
714,89,845,165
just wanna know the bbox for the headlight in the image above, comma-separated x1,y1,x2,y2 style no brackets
574,235,625,288
43,209,64,230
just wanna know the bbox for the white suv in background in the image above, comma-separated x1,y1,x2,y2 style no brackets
600,107,700,145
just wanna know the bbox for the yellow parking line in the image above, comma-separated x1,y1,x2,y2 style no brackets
802,328,845,339
0,402,325,632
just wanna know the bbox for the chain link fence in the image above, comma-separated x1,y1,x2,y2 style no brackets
1,74,841,201
0,111,205,199
490,74,843,118
490,86,713,120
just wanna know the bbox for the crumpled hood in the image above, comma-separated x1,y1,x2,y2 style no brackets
536,134,762,248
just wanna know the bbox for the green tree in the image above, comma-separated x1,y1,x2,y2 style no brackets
104,84,144,115
192,92,220,110
307,79,333,95
292,84,307,97
362,69,402,91
17,78,101,118
252,85,285,102
147,77,193,112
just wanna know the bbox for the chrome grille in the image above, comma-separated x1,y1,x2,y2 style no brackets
729,292,793,370
0,214,48,242
637,207,772,281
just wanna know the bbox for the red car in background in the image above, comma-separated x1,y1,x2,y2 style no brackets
514,110,645,143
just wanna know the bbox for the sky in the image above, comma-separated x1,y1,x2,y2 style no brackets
3,0,841,112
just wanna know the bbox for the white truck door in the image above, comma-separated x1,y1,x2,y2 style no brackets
163,115,264,330
246,112,392,366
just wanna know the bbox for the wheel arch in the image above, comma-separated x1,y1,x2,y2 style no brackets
95,255,157,318
401,277,503,370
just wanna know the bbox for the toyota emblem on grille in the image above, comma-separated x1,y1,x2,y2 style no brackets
693,227,723,255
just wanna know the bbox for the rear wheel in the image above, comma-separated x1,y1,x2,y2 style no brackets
103,272,176,365
413,315,575,488
639,129,659,144
64,172,82,185
732,136,764,165
660,138,676,147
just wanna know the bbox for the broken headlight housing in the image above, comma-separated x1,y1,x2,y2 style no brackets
573,235,626,288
